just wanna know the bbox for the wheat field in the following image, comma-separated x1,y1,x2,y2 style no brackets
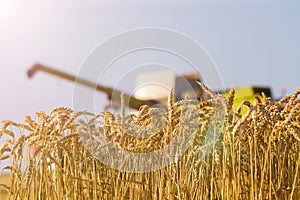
0,86,300,199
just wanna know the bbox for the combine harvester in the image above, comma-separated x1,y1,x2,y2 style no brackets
27,63,272,111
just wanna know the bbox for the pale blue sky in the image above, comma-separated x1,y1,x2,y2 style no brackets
0,0,299,123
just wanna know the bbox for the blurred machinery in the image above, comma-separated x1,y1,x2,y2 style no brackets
27,64,204,110
224,86,272,111
27,63,272,111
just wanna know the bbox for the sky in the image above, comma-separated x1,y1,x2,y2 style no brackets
0,0,300,123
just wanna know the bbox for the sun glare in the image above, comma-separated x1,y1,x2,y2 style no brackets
0,0,16,19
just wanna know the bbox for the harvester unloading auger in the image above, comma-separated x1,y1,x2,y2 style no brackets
27,63,160,110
